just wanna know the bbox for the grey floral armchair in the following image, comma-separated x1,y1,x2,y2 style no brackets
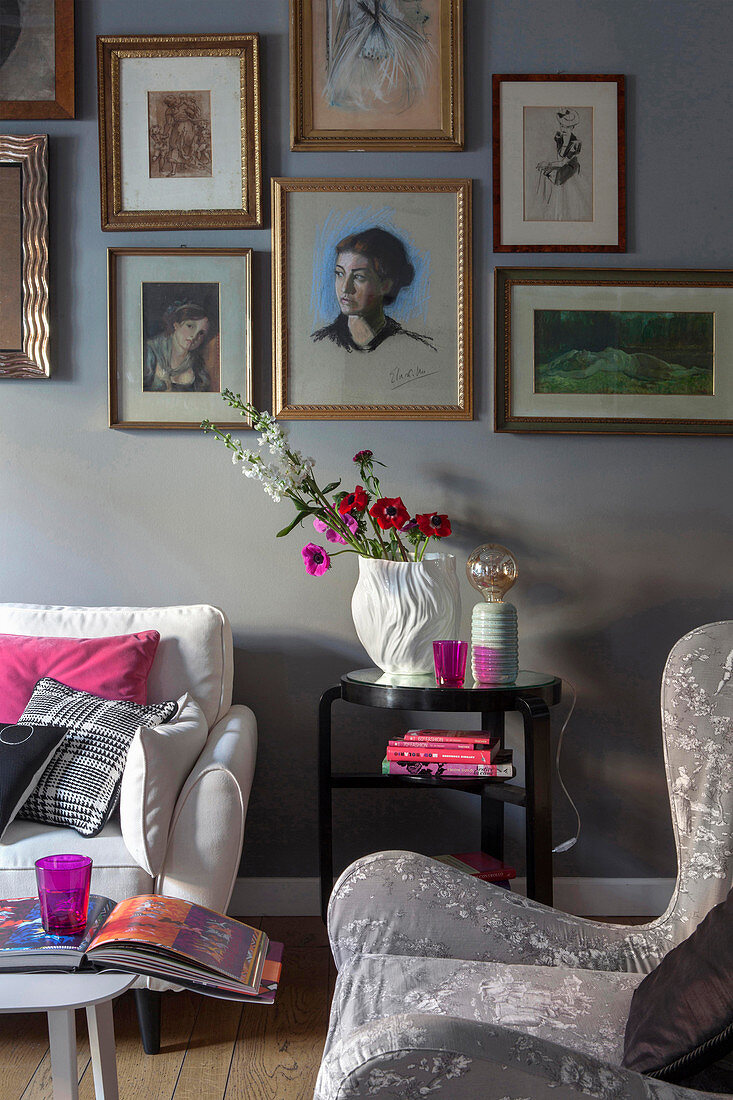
316,622,733,1099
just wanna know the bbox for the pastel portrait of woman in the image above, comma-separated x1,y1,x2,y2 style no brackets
312,227,435,353
143,299,217,393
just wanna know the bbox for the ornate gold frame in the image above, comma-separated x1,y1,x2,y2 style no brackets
495,267,733,435
0,135,50,379
108,247,253,430
0,0,75,120
97,34,262,231
272,177,472,420
290,0,463,151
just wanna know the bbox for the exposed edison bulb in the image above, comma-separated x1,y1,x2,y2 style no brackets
466,544,518,603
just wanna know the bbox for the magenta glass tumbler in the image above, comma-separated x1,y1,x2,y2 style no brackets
35,854,92,935
433,640,468,688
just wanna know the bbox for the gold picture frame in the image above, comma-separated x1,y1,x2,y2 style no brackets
290,0,463,150
108,247,253,430
272,177,472,420
0,0,75,120
495,267,733,435
0,135,49,379
97,34,262,231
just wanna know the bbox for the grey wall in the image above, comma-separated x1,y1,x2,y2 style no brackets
2,0,731,886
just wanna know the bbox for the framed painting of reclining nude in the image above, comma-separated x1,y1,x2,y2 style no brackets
0,0,74,119
108,247,253,429
97,34,261,230
272,177,472,420
495,267,733,435
0,134,49,378
290,0,463,150
493,74,626,252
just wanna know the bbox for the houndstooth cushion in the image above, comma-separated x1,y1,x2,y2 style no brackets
17,678,177,837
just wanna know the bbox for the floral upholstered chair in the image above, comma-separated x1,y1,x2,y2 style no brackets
316,622,733,1098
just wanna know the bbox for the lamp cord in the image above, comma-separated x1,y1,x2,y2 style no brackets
551,677,580,854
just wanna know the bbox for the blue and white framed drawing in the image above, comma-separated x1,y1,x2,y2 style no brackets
272,178,472,420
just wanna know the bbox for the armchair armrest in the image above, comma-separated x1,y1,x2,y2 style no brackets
155,704,257,912
316,1012,705,1100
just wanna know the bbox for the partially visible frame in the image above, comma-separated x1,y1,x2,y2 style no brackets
0,135,49,379
108,248,253,429
272,177,472,420
0,0,74,119
98,34,262,231
493,74,625,253
495,267,733,435
290,0,463,150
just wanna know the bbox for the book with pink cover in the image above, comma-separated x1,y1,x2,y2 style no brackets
0,894,283,1003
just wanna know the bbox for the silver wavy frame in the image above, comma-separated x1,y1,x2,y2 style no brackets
0,135,50,379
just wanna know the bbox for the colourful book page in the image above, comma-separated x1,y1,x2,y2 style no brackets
0,895,114,955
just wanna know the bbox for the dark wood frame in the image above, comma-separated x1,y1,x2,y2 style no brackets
97,34,262,231
495,267,733,435
492,73,626,253
272,176,473,420
0,0,74,119
108,247,253,430
290,0,464,151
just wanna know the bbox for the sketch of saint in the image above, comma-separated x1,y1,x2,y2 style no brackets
312,227,436,354
527,106,593,222
147,91,212,179
143,300,216,393
325,0,434,113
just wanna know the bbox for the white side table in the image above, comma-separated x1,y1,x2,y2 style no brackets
0,971,135,1100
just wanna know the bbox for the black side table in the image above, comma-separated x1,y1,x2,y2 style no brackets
319,668,563,922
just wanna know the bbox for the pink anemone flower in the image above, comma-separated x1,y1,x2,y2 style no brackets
302,543,331,576
313,514,358,544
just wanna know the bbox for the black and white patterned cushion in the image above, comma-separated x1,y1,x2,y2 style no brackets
17,678,177,837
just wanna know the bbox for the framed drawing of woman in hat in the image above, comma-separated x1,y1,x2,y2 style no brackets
493,74,626,252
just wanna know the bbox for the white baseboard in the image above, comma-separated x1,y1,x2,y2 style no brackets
229,876,676,918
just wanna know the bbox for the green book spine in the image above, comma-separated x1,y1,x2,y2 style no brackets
381,757,389,774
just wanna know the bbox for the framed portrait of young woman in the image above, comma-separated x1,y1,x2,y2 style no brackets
272,178,472,420
0,0,74,119
493,74,626,253
108,248,253,429
0,134,49,378
290,0,463,150
97,34,262,230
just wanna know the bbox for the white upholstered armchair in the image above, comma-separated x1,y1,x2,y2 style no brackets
0,603,257,1053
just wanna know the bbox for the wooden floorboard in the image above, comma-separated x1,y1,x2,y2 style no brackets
0,914,655,1100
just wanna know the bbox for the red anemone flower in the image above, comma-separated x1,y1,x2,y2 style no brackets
416,512,452,538
338,485,368,515
369,497,410,531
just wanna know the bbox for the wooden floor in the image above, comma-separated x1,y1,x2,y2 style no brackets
1,914,651,1100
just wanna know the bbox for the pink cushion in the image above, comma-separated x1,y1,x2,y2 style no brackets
0,631,161,722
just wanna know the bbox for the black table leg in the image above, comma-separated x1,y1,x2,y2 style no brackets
480,711,504,859
318,685,342,924
517,696,553,906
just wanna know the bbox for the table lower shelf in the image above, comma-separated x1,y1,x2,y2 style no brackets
330,773,527,806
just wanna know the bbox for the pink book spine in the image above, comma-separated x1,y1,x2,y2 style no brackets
389,739,496,752
384,760,513,777
386,746,499,764
405,729,500,747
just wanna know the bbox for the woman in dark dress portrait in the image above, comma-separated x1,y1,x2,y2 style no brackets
312,227,435,353
143,301,214,392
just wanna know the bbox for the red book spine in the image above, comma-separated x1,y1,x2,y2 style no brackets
386,746,499,764
406,729,500,747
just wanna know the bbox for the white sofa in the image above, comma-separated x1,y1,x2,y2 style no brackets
0,602,257,1052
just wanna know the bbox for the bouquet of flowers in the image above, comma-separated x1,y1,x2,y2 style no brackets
202,391,452,577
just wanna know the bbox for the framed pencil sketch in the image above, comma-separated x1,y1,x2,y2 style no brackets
272,178,472,420
0,135,49,379
108,248,253,429
290,0,463,150
495,267,733,435
97,35,262,231
493,74,625,252
0,0,74,119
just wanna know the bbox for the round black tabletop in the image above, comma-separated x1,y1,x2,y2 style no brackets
339,668,562,712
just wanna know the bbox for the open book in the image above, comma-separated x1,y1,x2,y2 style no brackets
0,895,283,1003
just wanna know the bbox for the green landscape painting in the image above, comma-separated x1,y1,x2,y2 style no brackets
534,310,714,395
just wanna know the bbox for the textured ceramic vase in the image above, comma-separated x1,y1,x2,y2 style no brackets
351,554,461,675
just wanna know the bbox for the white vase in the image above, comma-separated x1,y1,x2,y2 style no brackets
351,554,461,675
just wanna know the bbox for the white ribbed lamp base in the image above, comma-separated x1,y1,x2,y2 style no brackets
471,600,519,684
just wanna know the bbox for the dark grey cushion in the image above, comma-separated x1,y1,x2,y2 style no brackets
0,722,67,839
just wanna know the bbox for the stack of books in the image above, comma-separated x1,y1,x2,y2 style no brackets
382,728,515,779
433,851,516,888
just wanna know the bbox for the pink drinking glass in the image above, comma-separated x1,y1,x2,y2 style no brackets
35,854,92,935
433,640,468,688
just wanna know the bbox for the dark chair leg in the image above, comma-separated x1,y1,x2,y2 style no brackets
134,988,162,1054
